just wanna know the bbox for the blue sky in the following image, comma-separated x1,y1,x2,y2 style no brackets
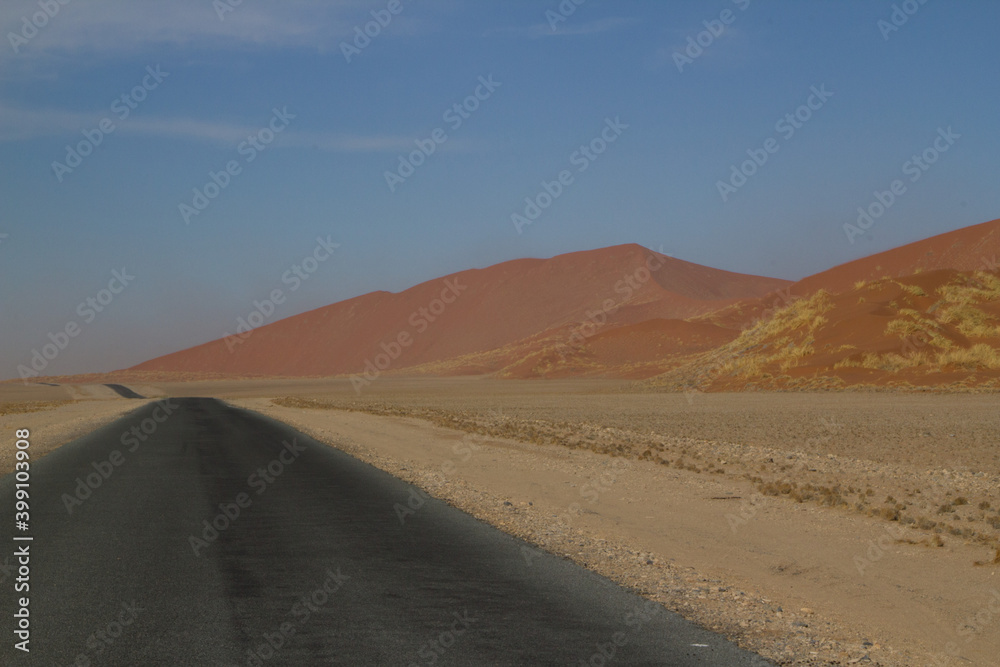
2,0,999,379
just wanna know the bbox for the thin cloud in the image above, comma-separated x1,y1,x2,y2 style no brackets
0,0,425,69
0,105,256,144
0,104,482,154
488,17,634,40
650,23,756,72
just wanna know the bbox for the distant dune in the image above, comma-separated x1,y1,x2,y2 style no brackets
122,219,1000,390
129,244,786,379
645,219,1000,390
792,217,1000,295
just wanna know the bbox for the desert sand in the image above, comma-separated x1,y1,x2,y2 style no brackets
236,380,999,666
0,387,150,475
4,378,997,665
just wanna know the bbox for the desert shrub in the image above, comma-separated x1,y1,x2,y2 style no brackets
899,283,928,297
937,344,1000,370
938,304,1000,338
880,507,900,521
716,291,834,377
933,273,1000,338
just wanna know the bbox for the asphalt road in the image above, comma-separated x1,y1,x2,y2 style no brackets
0,397,772,665
103,384,145,399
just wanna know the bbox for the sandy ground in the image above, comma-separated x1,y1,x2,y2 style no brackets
220,385,1000,667
0,388,150,475
4,378,999,665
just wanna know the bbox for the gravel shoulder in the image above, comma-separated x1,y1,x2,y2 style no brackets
0,396,150,475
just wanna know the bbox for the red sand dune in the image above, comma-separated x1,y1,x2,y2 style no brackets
127,219,1000,385
396,317,740,380
792,217,1000,296
505,318,738,380
695,267,1000,391
130,244,788,378
694,218,1000,333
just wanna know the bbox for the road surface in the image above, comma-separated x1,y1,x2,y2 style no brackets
103,384,145,399
0,397,771,665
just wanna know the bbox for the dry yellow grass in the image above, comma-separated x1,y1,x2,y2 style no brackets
884,314,953,350
927,273,1000,339
937,304,1000,338
897,282,928,297
937,344,1000,370
715,291,833,378
650,269,1000,389
845,272,1000,372
0,400,72,417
